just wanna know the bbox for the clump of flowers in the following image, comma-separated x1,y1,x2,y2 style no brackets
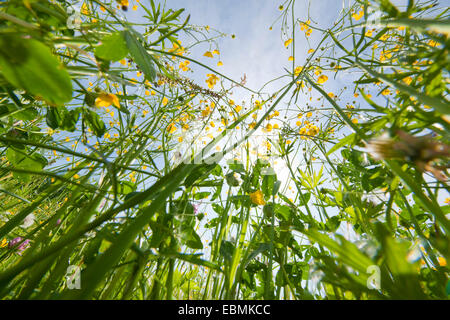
365,130,450,181
298,121,320,140
205,73,219,89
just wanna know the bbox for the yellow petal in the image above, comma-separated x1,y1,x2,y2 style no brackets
284,38,293,48
317,75,328,84
203,51,214,58
250,190,266,206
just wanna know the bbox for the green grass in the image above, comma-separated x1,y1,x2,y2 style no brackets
0,0,448,300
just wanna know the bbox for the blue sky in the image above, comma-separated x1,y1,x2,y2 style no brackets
160,0,344,95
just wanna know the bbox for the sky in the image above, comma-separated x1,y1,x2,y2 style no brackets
160,0,344,95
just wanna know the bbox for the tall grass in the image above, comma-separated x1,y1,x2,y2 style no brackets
0,0,448,300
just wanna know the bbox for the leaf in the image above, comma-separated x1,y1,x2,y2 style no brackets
273,204,292,221
325,216,341,232
193,191,210,200
0,35,72,105
6,147,47,182
95,32,128,61
84,110,106,137
184,163,216,187
228,160,245,172
123,30,156,81
245,243,272,267
180,225,203,249
12,106,38,121
166,252,221,272
220,240,235,262
262,174,275,198
326,134,356,156
304,228,373,274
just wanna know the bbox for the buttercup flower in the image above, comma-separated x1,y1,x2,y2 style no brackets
95,93,120,108
250,190,266,206
317,75,328,84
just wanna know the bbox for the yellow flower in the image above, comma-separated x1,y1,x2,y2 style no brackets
294,66,303,76
162,97,169,106
307,48,314,54
0,238,7,248
212,49,220,55
403,76,413,85
217,61,223,66
352,10,364,21
81,3,90,15
95,93,120,108
118,0,129,7
203,51,214,58
179,60,190,71
167,123,177,134
300,20,310,31
288,56,294,61
365,29,373,37
317,75,328,84
284,38,293,48
202,107,211,117
249,190,266,206
428,40,439,47
205,73,219,89
235,105,242,113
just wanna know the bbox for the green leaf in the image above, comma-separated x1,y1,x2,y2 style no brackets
262,174,275,198
274,204,292,221
245,243,272,267
0,35,72,105
180,225,203,249
6,147,47,182
123,30,156,81
194,191,210,200
13,106,38,121
46,106,64,129
84,110,106,137
326,134,356,156
304,228,373,274
95,32,128,61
